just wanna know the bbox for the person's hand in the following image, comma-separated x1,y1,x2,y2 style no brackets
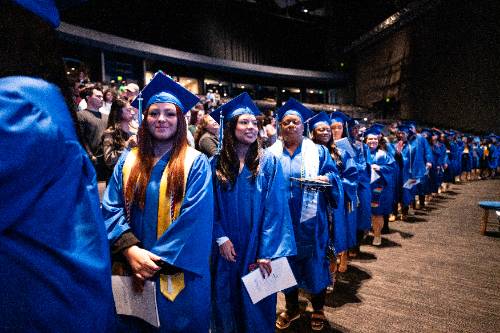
371,164,380,171
314,175,329,183
126,135,138,148
426,162,432,169
219,239,237,262
122,245,161,282
257,259,272,278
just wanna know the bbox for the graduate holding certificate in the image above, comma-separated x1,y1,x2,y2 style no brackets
102,72,214,332
210,93,296,333
270,99,340,331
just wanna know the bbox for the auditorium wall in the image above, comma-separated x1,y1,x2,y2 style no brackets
352,0,500,133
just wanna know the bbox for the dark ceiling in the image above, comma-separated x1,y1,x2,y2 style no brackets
60,0,412,49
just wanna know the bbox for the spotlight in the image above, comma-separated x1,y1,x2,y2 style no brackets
303,8,308,13
282,89,286,93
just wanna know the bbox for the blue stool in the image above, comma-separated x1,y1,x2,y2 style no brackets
478,201,500,234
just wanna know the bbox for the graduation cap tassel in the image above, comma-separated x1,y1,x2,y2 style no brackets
275,113,279,138
137,92,143,127
217,111,224,154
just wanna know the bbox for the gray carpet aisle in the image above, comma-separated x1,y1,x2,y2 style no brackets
277,179,500,333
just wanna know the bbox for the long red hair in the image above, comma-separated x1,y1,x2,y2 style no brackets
125,105,188,210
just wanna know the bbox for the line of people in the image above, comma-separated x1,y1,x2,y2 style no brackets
4,2,498,332
100,71,500,332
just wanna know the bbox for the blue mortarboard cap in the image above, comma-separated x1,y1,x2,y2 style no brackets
364,126,383,137
13,0,60,27
365,123,385,136
210,92,260,125
402,120,417,128
306,112,331,130
276,98,313,122
347,117,361,128
398,124,412,134
420,128,432,136
330,111,350,124
131,71,199,114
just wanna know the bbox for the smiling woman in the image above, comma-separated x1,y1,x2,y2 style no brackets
210,93,296,333
102,71,214,332
146,102,178,143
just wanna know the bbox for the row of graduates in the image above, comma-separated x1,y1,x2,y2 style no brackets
101,71,500,332
101,72,363,332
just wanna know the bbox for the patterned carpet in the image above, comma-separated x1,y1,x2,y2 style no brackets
277,179,500,333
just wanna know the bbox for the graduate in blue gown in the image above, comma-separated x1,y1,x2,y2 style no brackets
329,112,360,272
210,93,296,333
429,130,447,194
102,72,214,332
416,129,434,206
394,124,429,219
308,112,348,257
364,127,396,246
308,112,348,288
0,2,115,331
271,99,340,332
333,114,371,255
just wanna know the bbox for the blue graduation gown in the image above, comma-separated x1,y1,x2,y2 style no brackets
272,140,340,294
0,76,115,332
211,151,296,333
430,142,447,193
331,146,359,250
354,142,372,231
368,149,396,215
102,150,214,332
417,136,433,196
449,141,461,177
400,135,428,206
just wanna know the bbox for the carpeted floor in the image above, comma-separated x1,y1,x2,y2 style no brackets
277,179,500,333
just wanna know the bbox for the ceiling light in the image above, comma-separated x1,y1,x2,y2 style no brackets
303,9,308,13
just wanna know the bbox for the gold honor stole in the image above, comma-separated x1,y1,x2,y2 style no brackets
122,147,200,301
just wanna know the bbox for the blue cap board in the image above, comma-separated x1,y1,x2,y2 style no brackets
210,92,260,125
330,111,350,124
402,120,417,129
131,71,199,114
364,123,385,136
276,98,313,123
306,112,331,130
420,128,432,137
13,0,60,27
398,124,412,134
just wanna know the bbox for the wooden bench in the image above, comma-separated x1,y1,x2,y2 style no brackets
478,201,500,235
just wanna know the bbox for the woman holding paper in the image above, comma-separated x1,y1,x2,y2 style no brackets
270,99,340,332
364,126,396,246
210,93,296,333
102,72,214,332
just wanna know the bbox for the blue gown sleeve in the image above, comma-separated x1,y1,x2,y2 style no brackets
152,155,214,277
257,153,297,259
340,150,359,204
209,156,227,241
319,145,341,208
376,151,396,184
0,80,74,231
102,150,131,244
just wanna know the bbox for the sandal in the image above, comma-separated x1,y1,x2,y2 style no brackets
310,311,326,331
276,310,300,330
